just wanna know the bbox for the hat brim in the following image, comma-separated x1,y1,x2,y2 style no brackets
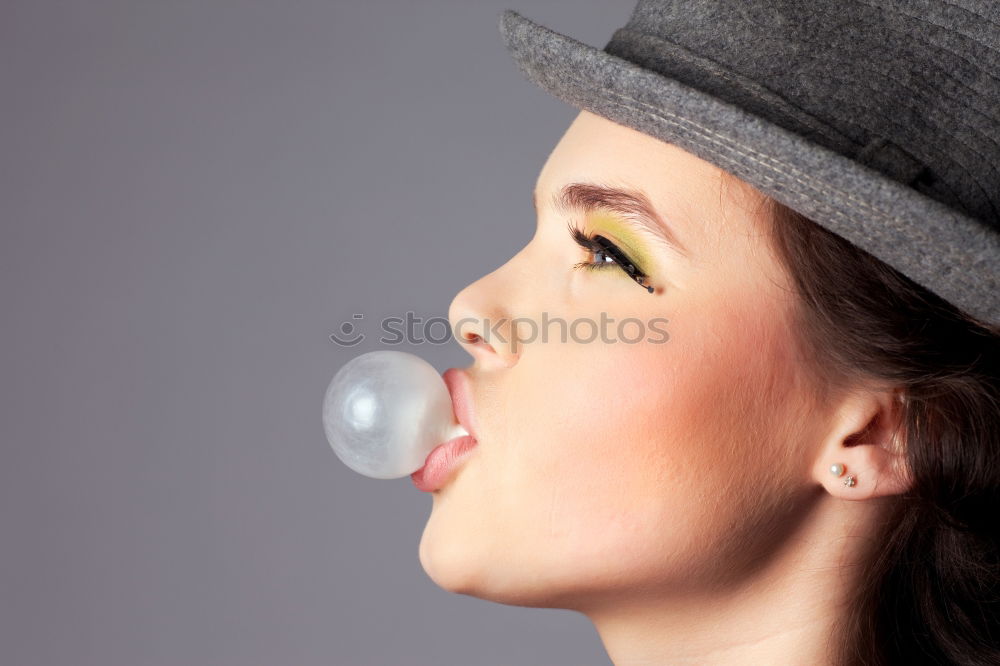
498,9,999,326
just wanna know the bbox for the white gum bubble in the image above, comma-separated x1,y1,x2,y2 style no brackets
322,351,467,479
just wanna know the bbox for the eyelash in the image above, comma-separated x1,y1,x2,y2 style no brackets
567,221,654,293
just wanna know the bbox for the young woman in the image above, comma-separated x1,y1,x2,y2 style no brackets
415,3,1000,664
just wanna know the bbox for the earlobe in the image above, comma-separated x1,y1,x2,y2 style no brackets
821,455,910,499
812,388,912,500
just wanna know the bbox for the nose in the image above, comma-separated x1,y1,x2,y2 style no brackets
448,267,522,369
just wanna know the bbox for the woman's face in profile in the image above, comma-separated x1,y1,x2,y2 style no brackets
418,109,831,612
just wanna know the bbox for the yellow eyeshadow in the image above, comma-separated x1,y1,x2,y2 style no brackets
586,212,655,273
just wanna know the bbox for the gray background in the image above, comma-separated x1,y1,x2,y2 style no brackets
1,1,636,664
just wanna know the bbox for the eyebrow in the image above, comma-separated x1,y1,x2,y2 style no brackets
533,182,688,256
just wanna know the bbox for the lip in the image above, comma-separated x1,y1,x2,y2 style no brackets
410,367,480,493
410,434,478,493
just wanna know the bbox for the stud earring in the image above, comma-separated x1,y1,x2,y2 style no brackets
843,475,857,487
829,462,845,477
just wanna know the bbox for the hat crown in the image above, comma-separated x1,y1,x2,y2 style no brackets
604,0,1000,224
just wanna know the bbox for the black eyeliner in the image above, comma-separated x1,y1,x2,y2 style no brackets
592,235,654,293
568,223,655,293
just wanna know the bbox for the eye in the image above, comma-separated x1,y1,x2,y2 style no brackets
591,246,616,267
567,223,628,271
568,222,654,293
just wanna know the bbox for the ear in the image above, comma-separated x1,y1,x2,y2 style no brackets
811,388,912,500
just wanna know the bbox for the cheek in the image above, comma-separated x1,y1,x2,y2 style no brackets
494,312,805,585
492,340,744,576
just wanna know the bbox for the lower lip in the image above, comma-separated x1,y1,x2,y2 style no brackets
410,435,479,493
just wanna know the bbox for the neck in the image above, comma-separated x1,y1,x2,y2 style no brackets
581,497,887,666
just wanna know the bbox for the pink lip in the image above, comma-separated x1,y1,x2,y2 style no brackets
410,368,479,493
410,434,478,493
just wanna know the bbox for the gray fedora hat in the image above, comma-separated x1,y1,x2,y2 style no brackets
497,1,1000,326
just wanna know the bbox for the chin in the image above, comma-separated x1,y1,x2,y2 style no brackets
416,525,526,603
417,524,618,610
417,513,488,594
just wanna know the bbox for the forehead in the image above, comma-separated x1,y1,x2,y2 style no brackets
535,111,763,244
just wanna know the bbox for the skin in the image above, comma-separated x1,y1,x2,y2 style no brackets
418,110,912,665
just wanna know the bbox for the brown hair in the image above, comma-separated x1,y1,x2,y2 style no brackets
737,174,1000,665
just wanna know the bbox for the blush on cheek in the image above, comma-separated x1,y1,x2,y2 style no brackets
521,347,691,537
480,297,803,586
